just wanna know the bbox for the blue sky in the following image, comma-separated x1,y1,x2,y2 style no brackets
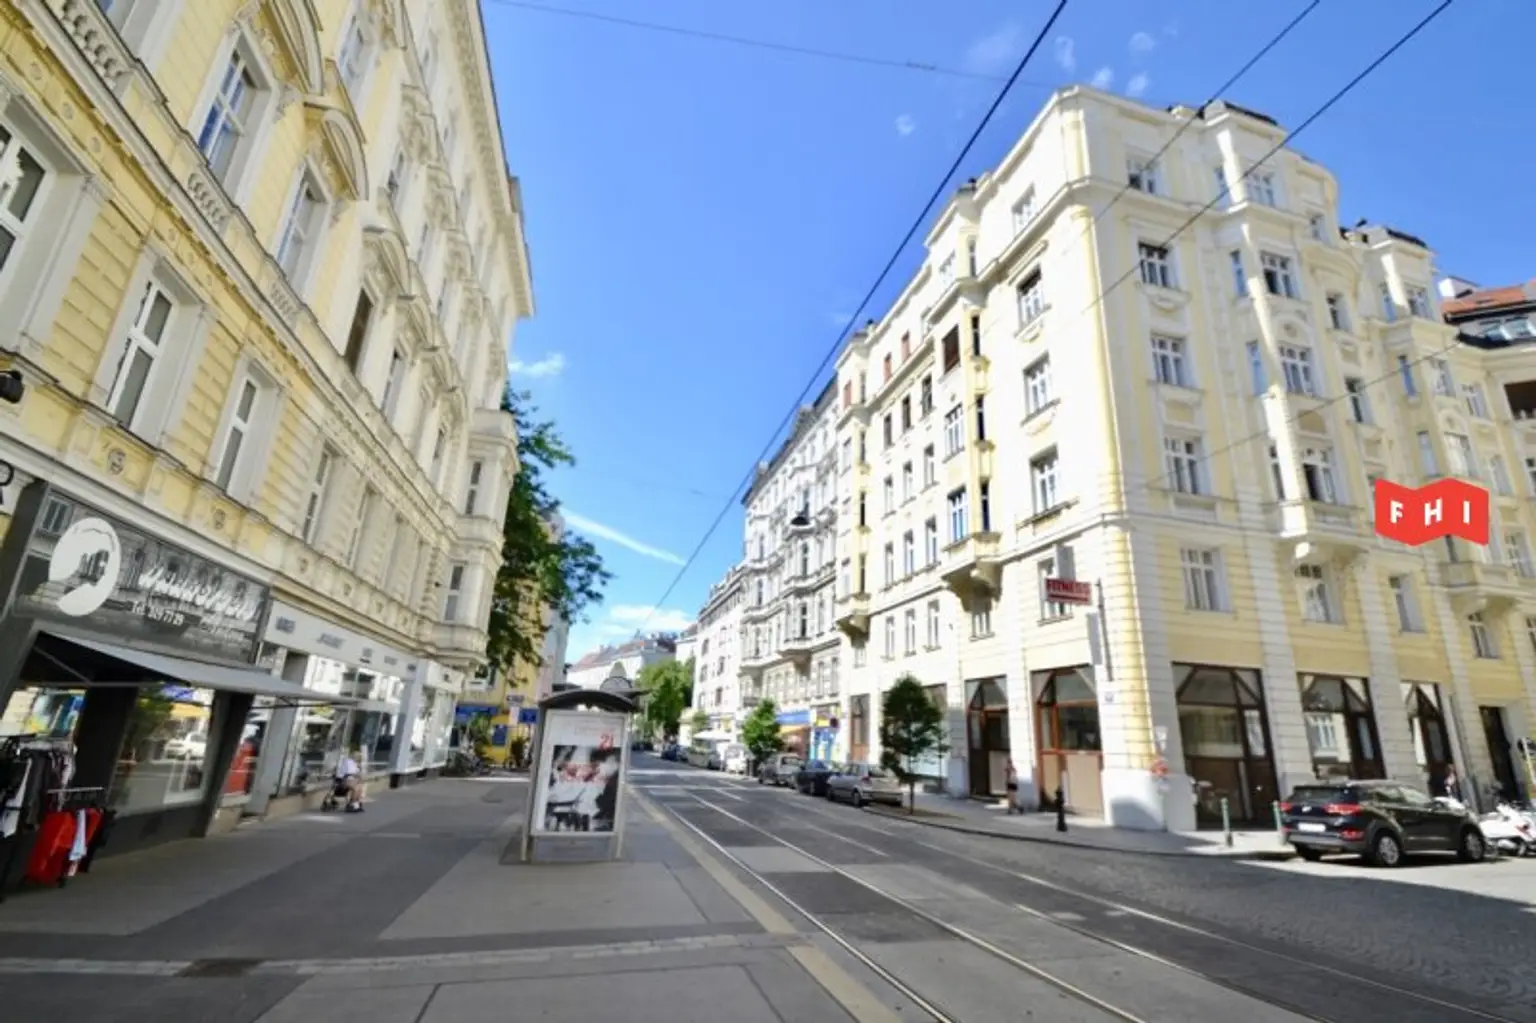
481,0,1533,662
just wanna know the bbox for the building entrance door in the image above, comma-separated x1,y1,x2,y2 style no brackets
965,678,1008,798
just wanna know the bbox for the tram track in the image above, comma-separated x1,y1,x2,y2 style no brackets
651,783,1532,1023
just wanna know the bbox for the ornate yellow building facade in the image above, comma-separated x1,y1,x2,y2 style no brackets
0,0,530,851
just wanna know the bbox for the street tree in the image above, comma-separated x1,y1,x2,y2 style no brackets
484,389,612,674
879,674,948,814
687,709,709,738
638,658,694,739
741,699,784,773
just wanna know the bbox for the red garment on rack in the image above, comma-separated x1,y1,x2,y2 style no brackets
25,809,102,884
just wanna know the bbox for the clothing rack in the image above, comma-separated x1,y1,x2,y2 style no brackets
0,735,84,903
47,786,104,813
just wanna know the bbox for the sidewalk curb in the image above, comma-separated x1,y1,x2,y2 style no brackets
861,807,1297,862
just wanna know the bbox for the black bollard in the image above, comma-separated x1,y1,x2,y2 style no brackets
1055,785,1067,833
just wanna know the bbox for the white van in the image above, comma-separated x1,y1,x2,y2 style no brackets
686,739,716,768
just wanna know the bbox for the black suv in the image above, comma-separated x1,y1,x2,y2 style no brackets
1280,779,1487,867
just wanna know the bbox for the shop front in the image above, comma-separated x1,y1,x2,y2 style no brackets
777,708,811,756
968,675,1011,799
394,661,459,782
1298,673,1385,782
1174,663,1278,828
1402,681,1456,797
809,704,840,762
240,600,416,818
1032,668,1102,814
0,483,350,886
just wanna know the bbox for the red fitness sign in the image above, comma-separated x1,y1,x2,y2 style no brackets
1373,478,1490,547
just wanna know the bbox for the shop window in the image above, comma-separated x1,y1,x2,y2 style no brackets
1,686,85,738
109,684,214,815
221,697,276,805
1299,674,1383,781
1175,664,1275,826
1403,682,1454,796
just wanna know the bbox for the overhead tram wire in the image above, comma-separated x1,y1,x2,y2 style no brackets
487,0,1045,85
633,0,1072,632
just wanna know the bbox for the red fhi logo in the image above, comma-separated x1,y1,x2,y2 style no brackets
1373,478,1490,547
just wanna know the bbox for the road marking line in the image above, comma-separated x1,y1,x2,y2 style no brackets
805,822,890,858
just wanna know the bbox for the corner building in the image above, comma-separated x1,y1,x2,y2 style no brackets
687,562,747,740
0,0,530,864
740,382,843,760
833,86,1536,832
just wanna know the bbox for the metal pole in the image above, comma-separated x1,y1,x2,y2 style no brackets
1221,796,1233,848
1273,800,1285,845
1094,581,1115,683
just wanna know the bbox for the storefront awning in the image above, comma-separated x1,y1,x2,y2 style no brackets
35,632,357,708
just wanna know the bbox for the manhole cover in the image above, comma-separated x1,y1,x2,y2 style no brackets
178,958,263,978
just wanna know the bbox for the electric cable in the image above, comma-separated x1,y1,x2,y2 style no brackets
630,0,1072,632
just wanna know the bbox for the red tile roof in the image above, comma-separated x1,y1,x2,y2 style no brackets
1443,280,1536,317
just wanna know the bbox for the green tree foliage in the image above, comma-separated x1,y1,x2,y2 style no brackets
687,709,709,737
639,657,694,739
741,699,784,767
484,389,612,672
879,674,949,814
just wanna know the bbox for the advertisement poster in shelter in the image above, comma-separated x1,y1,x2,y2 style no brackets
530,711,628,836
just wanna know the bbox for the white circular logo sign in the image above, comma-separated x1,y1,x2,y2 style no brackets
49,516,122,617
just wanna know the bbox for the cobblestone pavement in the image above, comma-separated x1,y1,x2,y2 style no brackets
643,763,1536,1023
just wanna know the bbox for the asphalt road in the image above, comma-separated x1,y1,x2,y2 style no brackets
632,753,1536,1023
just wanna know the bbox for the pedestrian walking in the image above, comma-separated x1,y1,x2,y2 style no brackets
1005,759,1021,815
1443,763,1463,802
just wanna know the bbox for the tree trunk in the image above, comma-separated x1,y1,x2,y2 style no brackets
908,777,915,814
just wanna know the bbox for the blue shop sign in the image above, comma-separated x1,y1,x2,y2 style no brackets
454,705,495,725
491,725,509,746
517,707,539,725
776,708,811,727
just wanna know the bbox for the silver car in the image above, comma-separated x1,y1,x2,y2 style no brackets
757,752,803,787
826,762,903,808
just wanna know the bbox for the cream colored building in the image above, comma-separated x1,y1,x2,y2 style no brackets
740,381,842,760
833,86,1536,832
0,0,530,848
688,562,746,738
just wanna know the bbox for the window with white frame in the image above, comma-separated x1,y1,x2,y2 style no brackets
1039,557,1069,620
1230,250,1247,297
1031,449,1060,513
1526,457,1536,495
1326,293,1349,330
901,461,913,501
1469,612,1498,659
1387,575,1422,632
381,347,405,417
924,517,939,564
883,615,895,658
1213,166,1230,207
1446,433,1477,478
1127,157,1159,195
444,564,466,622
337,14,371,94
1260,252,1298,299
347,488,377,569
300,448,335,544
1164,435,1205,494
1463,383,1490,418
1308,213,1326,241
1012,188,1036,233
1398,354,1417,397
922,444,936,486
937,253,956,287
464,460,484,515
106,280,174,430
902,530,915,575
342,290,374,373
1430,358,1455,397
882,475,894,514
1180,548,1224,611
947,488,969,542
1380,283,1396,321
1268,443,1286,500
1017,270,1044,326
1248,170,1278,207
1345,378,1370,423
0,124,47,279
1505,531,1533,577
1138,242,1175,288
1024,356,1053,415
1407,286,1433,319
903,608,917,654
1247,341,1266,394
1489,454,1513,496
926,600,941,648
883,543,895,585
1150,336,1189,386
1278,344,1316,396
1300,446,1338,503
1418,431,1439,476
275,171,325,281
943,405,964,457
214,373,263,492
1295,564,1337,623
195,46,260,184
429,425,449,484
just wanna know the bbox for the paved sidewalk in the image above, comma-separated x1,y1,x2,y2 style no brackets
867,790,1297,859
0,778,910,1023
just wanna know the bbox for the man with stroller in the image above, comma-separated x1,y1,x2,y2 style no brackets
334,749,366,813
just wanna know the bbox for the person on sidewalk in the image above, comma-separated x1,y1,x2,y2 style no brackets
335,750,366,813
1005,759,1021,815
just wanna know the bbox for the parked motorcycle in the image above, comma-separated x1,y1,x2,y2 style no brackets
1479,803,1536,857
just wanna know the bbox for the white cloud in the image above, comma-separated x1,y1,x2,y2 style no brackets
1053,35,1076,73
894,114,917,137
1091,67,1115,90
605,604,695,634
964,23,1024,75
1128,31,1156,55
1126,73,1151,98
509,352,565,378
1164,22,1179,39
562,511,686,566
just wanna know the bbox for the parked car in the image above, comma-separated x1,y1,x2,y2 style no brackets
659,743,682,761
826,762,903,808
1280,779,1487,867
686,741,716,768
706,746,725,771
757,752,803,786
165,732,206,760
722,744,749,775
793,759,839,796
